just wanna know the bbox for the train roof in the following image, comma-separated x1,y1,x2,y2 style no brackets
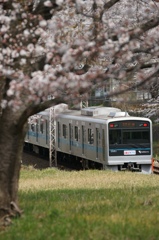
31,105,151,123
57,106,130,120
34,103,69,117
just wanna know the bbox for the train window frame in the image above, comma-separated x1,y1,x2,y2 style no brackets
88,128,94,145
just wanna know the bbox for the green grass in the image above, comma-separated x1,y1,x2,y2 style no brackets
1,169,159,240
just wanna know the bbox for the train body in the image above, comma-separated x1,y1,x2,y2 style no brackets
25,104,153,173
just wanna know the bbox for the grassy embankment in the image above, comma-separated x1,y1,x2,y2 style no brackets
1,167,159,240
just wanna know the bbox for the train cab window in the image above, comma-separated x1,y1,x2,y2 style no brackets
74,126,78,141
109,130,121,144
123,130,149,144
63,124,67,138
31,124,35,132
88,128,94,144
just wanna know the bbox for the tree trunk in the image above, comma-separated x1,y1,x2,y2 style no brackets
0,109,27,225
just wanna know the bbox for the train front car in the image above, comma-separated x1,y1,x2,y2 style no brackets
107,117,152,173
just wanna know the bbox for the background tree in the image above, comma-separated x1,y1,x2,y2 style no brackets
0,0,159,225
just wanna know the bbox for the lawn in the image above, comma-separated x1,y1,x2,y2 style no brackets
1,168,159,240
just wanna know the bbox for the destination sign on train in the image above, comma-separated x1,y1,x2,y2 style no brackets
109,121,149,128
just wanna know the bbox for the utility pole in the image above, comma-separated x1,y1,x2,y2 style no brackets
49,101,57,168
80,100,88,109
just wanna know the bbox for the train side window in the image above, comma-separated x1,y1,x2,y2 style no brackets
40,120,44,134
46,120,48,144
26,124,29,139
63,124,67,138
88,128,94,144
36,121,38,142
31,124,35,132
74,126,78,141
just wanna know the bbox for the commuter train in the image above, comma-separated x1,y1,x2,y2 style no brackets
25,104,153,173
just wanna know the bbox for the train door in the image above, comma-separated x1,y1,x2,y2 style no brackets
25,123,29,142
38,118,44,147
69,123,72,152
102,129,106,162
36,119,39,143
96,128,99,160
82,125,86,156
46,119,48,145
57,121,61,149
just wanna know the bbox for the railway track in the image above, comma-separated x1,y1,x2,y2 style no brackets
22,152,49,170
22,152,78,171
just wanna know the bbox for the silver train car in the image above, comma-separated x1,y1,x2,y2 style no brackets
25,104,153,173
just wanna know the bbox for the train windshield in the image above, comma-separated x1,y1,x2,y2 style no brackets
109,120,151,156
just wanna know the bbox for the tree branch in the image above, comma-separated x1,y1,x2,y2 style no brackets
104,0,120,10
18,97,66,128
107,67,159,98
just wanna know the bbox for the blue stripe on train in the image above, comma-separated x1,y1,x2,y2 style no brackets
26,132,151,154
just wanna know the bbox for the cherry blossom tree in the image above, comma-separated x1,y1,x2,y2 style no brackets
0,0,159,225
